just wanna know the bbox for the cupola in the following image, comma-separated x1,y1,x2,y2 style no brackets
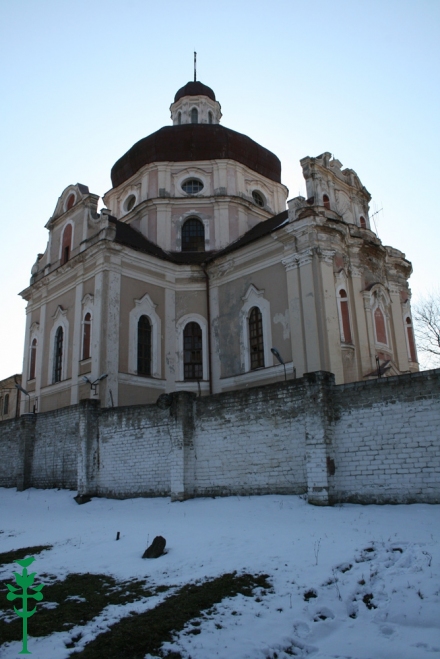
170,80,222,126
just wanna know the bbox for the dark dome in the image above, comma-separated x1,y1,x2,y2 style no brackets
111,124,281,189
174,81,216,103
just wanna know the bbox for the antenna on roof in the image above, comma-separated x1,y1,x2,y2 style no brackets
194,51,197,82
370,203,383,236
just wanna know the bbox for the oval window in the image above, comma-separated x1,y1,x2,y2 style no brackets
252,190,264,207
125,194,136,212
182,179,204,194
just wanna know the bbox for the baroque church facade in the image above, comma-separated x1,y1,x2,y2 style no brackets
19,80,418,414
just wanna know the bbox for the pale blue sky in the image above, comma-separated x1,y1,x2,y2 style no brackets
1,0,439,378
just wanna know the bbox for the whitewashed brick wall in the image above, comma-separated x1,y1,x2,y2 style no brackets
329,372,440,504
188,386,307,496
94,405,171,498
1,369,439,504
0,419,20,487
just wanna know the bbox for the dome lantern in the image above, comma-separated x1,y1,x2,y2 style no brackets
170,80,222,126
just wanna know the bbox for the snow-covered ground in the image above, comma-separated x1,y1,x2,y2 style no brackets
0,488,439,659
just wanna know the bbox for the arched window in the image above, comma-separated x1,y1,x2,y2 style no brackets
323,194,330,210
66,193,75,210
137,315,152,376
338,289,352,343
249,307,265,369
406,317,417,362
374,307,387,345
191,107,198,124
61,224,72,265
82,313,92,360
182,218,205,252
3,394,9,415
53,326,64,383
183,322,203,380
29,338,37,380
208,111,213,124
359,216,366,229
178,111,182,125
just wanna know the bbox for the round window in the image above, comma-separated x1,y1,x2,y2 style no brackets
125,195,136,212
252,190,265,207
182,179,204,195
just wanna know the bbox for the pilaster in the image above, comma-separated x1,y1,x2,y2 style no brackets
389,286,410,371
20,309,32,416
70,275,84,405
282,254,306,378
16,413,36,491
77,399,100,497
303,372,335,506
169,391,196,501
165,284,177,393
104,267,121,407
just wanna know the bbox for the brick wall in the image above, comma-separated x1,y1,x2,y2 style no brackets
189,382,308,497
91,402,172,498
329,370,440,504
31,406,79,489
0,369,439,504
0,418,20,487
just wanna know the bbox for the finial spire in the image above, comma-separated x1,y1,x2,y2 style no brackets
194,51,197,82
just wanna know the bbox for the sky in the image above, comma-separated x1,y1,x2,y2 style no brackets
0,489,439,657
0,0,439,380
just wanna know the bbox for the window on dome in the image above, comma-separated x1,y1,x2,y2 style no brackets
182,178,204,195
323,194,330,210
191,108,198,124
182,218,205,252
3,394,9,415
124,194,136,212
183,322,203,380
249,307,265,369
178,111,182,125
208,111,213,124
359,216,366,229
252,191,265,207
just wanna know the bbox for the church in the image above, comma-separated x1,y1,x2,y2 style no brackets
19,79,418,414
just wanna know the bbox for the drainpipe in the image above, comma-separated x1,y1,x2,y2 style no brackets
202,265,213,395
